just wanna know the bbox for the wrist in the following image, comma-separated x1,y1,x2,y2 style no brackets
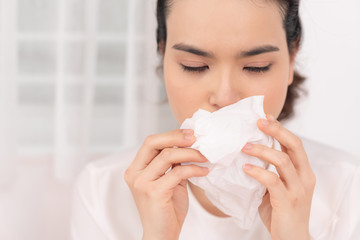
297,231,311,240
143,236,178,240
142,232,179,240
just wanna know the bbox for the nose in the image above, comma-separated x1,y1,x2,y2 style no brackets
208,71,242,109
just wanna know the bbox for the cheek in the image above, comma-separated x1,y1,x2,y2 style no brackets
164,60,202,124
263,66,290,118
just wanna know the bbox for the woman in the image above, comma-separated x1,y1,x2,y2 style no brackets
71,0,360,239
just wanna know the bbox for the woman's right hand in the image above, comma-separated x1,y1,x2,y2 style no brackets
124,129,209,240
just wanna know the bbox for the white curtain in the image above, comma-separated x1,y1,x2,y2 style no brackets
0,0,174,239
0,0,18,187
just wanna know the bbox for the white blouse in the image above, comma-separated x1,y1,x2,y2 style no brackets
70,136,360,240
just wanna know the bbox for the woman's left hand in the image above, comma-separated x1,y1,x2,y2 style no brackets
241,114,316,240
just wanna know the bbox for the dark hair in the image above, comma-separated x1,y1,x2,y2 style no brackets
156,0,307,122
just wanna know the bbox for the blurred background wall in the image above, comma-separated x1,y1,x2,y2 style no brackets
0,0,359,239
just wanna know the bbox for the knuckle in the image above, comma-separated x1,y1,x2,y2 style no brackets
132,178,145,192
159,148,173,162
268,174,280,187
143,134,155,146
171,166,183,178
123,168,132,184
276,154,290,168
293,136,303,148
145,185,157,198
272,120,281,131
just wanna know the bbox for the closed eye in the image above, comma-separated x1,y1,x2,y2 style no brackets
243,64,272,73
180,64,272,74
181,64,209,73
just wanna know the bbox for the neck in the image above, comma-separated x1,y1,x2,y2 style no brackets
188,180,230,218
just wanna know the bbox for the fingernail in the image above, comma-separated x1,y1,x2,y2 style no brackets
267,114,276,122
182,129,194,140
182,129,193,134
243,143,252,151
261,119,269,126
202,167,209,173
243,164,253,171
185,134,194,140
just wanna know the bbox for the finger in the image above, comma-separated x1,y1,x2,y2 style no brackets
243,164,287,199
156,165,209,190
256,114,310,171
141,148,208,181
242,143,301,189
131,129,196,171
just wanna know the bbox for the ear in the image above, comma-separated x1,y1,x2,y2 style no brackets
288,47,299,86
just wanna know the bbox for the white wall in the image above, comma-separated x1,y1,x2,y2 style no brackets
283,0,360,158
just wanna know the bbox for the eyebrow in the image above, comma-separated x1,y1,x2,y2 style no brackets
172,43,280,58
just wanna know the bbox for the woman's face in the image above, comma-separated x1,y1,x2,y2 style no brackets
162,0,296,125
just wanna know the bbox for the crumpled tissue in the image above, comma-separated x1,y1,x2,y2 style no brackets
180,95,279,229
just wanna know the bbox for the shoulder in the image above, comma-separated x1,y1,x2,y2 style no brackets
82,144,140,174
300,136,360,181
300,136,360,166
74,143,141,203
299,136,360,201
299,136,360,239
71,144,143,239
298,136,360,198
74,144,140,198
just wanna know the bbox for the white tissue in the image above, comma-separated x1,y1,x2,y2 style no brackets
180,95,279,229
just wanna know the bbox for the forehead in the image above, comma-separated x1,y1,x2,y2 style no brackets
166,0,286,53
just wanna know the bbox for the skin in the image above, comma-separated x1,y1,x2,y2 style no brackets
125,0,316,239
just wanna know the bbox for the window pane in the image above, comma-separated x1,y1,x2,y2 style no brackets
18,41,56,75
97,41,126,76
19,83,54,105
18,0,57,32
98,0,128,33
94,85,124,104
